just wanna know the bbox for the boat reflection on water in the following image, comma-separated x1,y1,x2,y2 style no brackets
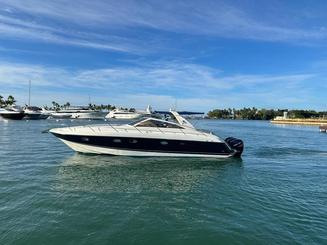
56,154,243,193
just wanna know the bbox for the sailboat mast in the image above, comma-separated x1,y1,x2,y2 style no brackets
28,80,31,106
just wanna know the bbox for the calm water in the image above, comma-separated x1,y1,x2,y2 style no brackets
0,119,326,244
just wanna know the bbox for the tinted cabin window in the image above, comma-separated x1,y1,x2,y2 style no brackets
136,120,183,129
136,120,157,127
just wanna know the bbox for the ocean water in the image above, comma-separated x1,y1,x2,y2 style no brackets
0,119,326,244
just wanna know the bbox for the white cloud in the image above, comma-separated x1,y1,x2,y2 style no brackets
0,13,148,53
0,61,314,92
0,61,322,110
219,74,316,88
0,63,69,87
0,0,326,54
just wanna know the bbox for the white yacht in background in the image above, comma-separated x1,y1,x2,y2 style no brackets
22,81,50,120
24,106,50,120
71,110,105,120
0,105,25,120
50,107,103,119
49,110,244,158
105,105,152,119
50,110,74,119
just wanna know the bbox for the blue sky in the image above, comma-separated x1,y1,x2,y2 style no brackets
0,0,327,111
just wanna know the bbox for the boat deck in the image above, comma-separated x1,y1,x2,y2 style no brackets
81,124,212,137
51,123,221,142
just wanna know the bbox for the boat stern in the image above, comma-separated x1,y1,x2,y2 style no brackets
225,137,244,157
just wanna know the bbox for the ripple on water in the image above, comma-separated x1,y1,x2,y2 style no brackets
0,119,327,244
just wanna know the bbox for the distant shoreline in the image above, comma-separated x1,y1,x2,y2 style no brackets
204,118,327,126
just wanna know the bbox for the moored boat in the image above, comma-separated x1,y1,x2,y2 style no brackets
105,105,152,120
319,125,327,133
50,107,104,119
49,110,244,158
0,106,25,120
24,106,50,120
71,110,105,120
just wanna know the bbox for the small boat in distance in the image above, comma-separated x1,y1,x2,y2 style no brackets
105,105,152,119
21,81,50,120
0,106,25,120
49,110,244,158
50,110,74,119
71,109,105,120
319,125,327,133
24,106,50,120
50,106,103,119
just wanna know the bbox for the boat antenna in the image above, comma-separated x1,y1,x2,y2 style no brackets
28,80,31,106
173,99,178,111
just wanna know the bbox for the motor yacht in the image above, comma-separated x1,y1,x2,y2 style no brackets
49,110,244,158
50,110,74,119
24,106,50,120
71,110,105,120
0,105,25,120
105,105,152,120
50,107,103,119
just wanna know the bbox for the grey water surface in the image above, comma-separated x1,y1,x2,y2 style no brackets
0,119,326,244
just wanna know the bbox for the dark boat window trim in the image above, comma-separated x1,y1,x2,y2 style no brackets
135,119,183,129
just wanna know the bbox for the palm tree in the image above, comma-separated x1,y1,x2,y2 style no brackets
5,95,16,106
0,95,4,108
52,101,60,111
65,102,70,108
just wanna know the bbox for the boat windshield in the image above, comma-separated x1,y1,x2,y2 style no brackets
128,118,148,126
134,119,183,129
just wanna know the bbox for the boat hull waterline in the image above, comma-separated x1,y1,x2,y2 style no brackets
50,133,243,158
58,139,237,158
24,113,49,120
0,112,25,120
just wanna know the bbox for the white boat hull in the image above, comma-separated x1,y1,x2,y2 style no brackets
105,113,142,119
71,112,104,119
50,112,73,119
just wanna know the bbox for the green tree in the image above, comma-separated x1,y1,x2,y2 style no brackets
5,95,16,106
52,101,60,111
0,95,4,108
208,107,281,120
62,102,70,109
